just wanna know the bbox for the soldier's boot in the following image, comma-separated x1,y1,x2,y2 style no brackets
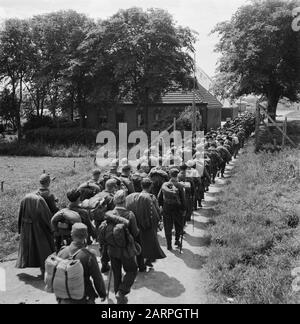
116,291,128,304
167,241,173,251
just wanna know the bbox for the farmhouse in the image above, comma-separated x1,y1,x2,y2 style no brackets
86,83,222,133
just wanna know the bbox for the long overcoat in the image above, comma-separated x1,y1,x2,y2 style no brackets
16,193,55,269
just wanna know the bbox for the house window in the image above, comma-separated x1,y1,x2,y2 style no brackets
154,109,160,122
99,112,108,126
137,110,144,128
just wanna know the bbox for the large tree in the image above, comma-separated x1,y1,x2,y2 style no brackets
100,7,196,130
212,0,300,120
28,10,94,122
0,18,33,139
0,8,197,132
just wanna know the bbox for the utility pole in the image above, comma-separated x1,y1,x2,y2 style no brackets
192,52,196,134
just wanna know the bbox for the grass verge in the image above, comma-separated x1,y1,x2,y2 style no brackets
206,142,300,304
0,156,96,259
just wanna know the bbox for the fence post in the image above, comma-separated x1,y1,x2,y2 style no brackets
1,181,4,192
255,101,260,151
282,117,287,147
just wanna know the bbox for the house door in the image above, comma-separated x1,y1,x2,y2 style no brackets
116,110,125,128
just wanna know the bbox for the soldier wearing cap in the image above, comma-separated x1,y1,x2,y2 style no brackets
104,190,139,304
119,165,135,195
57,223,107,304
37,174,59,215
178,164,195,223
100,159,122,190
216,140,232,178
66,188,96,245
132,162,150,193
94,178,117,274
158,168,186,250
89,169,103,191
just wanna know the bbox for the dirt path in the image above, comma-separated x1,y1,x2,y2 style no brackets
0,160,238,304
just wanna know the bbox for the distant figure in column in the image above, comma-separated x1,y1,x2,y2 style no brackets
37,174,59,215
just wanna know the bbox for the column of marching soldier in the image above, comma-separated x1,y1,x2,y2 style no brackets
16,112,256,304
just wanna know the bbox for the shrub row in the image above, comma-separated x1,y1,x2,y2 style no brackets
0,141,50,156
0,141,96,157
23,115,78,132
25,127,98,146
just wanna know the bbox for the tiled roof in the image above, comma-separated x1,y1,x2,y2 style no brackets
122,84,223,109
157,86,223,108
196,83,223,109
157,90,204,104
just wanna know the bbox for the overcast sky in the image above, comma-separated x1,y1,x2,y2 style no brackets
0,0,249,77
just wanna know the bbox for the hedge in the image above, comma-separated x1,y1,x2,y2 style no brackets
25,127,98,146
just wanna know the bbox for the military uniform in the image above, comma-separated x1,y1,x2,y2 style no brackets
158,178,186,250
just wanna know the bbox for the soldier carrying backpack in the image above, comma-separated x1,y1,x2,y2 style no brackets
45,223,106,304
158,168,186,251
98,190,140,304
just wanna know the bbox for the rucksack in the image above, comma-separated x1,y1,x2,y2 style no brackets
81,192,110,224
45,248,85,300
161,182,181,206
78,182,101,201
51,209,82,234
98,217,128,249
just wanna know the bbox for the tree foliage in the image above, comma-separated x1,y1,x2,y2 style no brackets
0,8,196,133
212,0,300,119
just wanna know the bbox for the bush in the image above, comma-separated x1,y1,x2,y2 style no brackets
25,127,98,146
0,141,50,156
23,115,54,132
23,116,79,132
0,141,96,157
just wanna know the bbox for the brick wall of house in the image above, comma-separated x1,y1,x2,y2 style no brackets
87,102,221,132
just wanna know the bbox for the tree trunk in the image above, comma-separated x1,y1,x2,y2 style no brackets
77,84,87,128
41,97,44,117
143,89,149,133
11,80,21,141
17,76,23,141
267,90,280,122
36,93,40,117
70,90,74,121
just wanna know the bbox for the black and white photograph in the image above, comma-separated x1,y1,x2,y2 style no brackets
0,0,300,308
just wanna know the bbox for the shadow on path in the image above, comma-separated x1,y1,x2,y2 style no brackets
212,182,229,188
133,271,186,298
170,248,208,270
188,220,208,231
17,273,44,291
202,200,218,207
194,208,216,218
184,233,211,247
205,190,222,197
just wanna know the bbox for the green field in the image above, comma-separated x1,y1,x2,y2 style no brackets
0,156,96,259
